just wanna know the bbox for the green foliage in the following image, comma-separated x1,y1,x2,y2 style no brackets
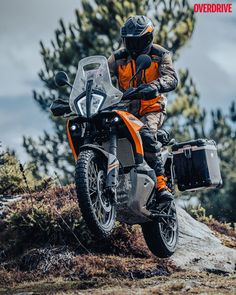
23,0,197,182
150,0,195,58
198,102,236,222
190,204,236,244
0,150,53,195
190,205,211,222
4,196,83,247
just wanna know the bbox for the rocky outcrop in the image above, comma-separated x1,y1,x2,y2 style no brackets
172,206,236,273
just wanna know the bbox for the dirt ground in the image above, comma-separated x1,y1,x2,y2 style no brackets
1,270,235,295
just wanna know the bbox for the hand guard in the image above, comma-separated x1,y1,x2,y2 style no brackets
50,99,71,116
122,87,136,100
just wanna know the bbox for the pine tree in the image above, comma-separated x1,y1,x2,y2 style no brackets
199,102,236,222
23,0,199,182
166,68,205,142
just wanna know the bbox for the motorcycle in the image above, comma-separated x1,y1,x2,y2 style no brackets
51,55,222,258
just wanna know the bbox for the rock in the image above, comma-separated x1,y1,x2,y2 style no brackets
172,206,236,273
0,195,21,216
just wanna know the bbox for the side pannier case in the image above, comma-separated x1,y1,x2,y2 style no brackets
172,139,222,192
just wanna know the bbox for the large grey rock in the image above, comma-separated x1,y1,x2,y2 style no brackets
172,206,236,273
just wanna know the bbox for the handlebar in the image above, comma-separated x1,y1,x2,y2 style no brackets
51,87,158,117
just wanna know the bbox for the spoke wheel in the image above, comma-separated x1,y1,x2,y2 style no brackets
75,149,116,239
141,201,178,258
157,202,178,248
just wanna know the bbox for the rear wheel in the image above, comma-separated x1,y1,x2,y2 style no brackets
141,201,178,258
75,149,116,239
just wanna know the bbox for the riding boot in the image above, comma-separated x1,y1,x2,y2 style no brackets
156,175,173,203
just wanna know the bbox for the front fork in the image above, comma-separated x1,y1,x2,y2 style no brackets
105,130,119,203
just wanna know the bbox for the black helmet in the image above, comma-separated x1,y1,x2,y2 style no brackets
121,15,154,58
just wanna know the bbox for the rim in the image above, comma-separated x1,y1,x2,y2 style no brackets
87,157,115,231
158,202,178,248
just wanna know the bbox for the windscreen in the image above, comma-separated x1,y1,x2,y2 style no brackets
69,56,122,114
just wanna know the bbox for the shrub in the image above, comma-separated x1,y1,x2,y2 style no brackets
0,185,150,260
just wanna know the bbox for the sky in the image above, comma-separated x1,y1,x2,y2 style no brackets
0,0,235,162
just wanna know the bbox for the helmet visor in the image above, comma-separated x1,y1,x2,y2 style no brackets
124,33,153,53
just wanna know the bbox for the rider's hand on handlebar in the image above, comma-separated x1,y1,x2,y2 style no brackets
136,84,158,100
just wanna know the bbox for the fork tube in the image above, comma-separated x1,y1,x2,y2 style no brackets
106,130,119,190
109,130,117,156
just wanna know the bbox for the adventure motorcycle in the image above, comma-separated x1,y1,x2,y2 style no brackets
51,55,222,258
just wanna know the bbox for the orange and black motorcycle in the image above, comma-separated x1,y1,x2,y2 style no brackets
51,55,222,258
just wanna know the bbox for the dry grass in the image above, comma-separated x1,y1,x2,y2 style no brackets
1,271,235,294
0,253,175,290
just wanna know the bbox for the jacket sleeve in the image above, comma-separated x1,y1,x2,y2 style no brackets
151,52,178,93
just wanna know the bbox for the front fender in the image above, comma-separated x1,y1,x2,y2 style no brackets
79,144,119,189
79,144,110,160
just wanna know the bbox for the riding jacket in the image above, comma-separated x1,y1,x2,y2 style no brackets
108,44,178,117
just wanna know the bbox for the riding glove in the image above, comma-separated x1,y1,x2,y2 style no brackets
137,84,158,100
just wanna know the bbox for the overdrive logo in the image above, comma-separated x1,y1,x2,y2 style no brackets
194,1,233,13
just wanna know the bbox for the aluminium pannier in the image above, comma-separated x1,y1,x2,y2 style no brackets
172,139,222,191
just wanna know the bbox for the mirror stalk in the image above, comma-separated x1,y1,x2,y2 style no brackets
128,54,152,88
129,68,142,87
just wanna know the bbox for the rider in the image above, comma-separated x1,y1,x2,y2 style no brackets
108,15,178,202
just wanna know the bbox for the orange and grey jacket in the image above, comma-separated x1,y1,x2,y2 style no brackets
108,44,178,116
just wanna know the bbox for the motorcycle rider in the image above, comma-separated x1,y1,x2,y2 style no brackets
108,15,178,202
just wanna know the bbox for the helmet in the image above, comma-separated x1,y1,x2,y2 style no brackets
121,15,154,58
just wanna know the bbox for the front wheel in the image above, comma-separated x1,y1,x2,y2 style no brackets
141,201,178,258
75,149,116,239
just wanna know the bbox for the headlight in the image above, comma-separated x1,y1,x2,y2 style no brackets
91,94,104,114
76,94,104,116
77,96,86,116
